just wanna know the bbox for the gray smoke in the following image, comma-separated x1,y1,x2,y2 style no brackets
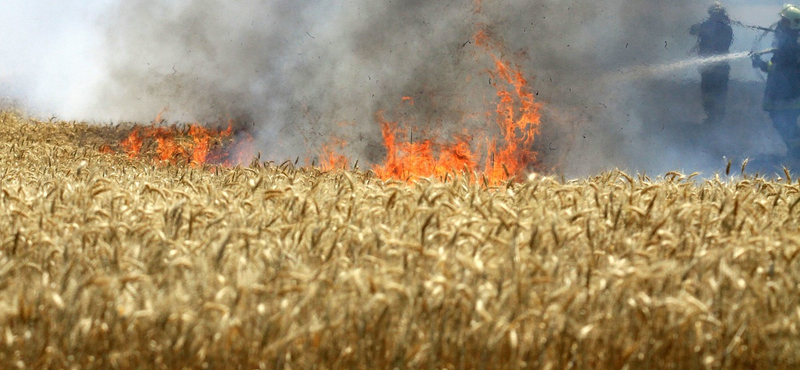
1,0,786,177
92,0,485,163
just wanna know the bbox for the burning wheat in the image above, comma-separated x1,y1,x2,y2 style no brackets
1,110,799,369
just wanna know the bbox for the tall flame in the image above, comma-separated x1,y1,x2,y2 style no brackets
484,52,540,181
369,25,541,185
189,124,212,165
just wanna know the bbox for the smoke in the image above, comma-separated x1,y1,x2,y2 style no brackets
90,0,485,163
0,1,112,115
1,0,785,177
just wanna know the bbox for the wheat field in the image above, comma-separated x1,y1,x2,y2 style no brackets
0,110,799,369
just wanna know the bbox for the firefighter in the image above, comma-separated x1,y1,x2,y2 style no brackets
690,2,734,123
752,4,800,159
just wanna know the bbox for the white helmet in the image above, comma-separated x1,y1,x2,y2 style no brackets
780,4,800,30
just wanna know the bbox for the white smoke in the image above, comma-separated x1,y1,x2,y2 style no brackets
0,0,113,117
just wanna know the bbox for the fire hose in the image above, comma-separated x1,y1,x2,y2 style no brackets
727,19,775,33
749,48,776,75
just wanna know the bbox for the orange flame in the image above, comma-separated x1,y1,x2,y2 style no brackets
368,24,541,185
189,120,235,166
103,5,541,182
109,115,252,167
150,127,187,161
120,126,143,158
319,148,349,171
189,124,212,165
372,116,477,182
484,54,540,181
319,137,350,171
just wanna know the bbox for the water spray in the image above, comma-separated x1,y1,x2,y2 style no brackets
609,48,776,83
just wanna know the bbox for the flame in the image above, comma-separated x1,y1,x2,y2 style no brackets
109,115,253,167
101,4,542,183
150,127,188,161
120,126,143,158
319,148,349,171
189,124,213,165
484,53,540,181
319,138,350,171
189,120,234,165
368,24,541,185
372,116,477,182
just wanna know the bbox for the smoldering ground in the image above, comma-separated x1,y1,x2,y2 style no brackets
2,0,783,177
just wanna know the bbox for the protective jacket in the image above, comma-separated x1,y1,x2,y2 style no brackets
690,12,733,123
758,24,800,110
689,14,733,56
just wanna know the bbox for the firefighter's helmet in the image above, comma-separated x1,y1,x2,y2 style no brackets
708,2,726,16
780,4,800,29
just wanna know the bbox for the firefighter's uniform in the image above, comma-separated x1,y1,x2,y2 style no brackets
753,4,800,158
690,3,733,123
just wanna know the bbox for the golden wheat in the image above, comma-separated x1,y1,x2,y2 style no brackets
0,110,799,369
